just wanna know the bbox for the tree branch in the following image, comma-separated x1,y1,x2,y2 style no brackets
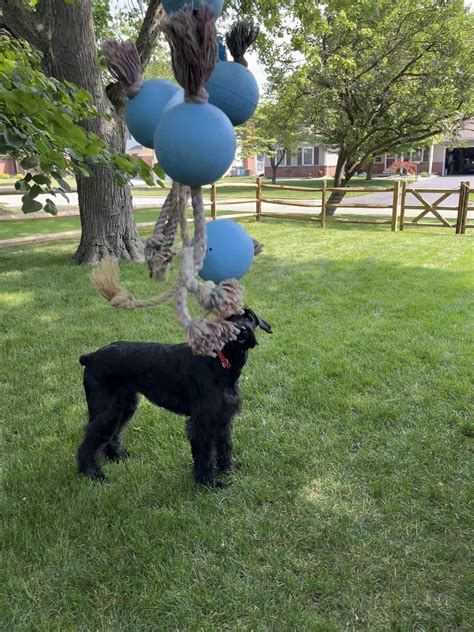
0,0,48,52
136,0,164,70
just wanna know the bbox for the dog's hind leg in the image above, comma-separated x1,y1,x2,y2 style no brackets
186,415,221,488
77,389,127,481
103,392,138,462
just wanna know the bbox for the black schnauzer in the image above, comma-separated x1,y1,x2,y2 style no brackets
77,308,272,488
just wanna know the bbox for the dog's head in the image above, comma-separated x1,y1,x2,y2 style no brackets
228,308,272,349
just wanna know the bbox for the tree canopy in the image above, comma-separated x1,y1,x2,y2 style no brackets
234,0,474,190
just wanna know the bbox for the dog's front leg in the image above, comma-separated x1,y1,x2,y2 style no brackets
186,416,222,488
215,417,238,474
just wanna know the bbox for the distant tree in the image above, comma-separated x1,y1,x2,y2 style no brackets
235,0,474,212
238,99,302,183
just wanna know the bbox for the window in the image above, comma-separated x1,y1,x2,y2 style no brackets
303,147,313,165
285,150,292,166
374,155,383,163
297,148,302,166
411,149,422,163
422,147,430,162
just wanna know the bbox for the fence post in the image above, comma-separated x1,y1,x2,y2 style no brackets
399,180,407,231
461,181,470,234
391,180,400,231
455,181,466,234
211,182,217,220
320,180,327,228
256,177,262,221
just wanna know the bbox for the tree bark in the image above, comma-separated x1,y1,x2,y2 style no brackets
270,159,277,184
366,160,374,180
326,151,348,215
40,0,143,264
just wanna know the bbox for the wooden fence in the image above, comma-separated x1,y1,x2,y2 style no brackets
209,178,472,232
1,178,472,232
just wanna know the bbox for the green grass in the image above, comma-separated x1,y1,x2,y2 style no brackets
1,222,473,630
0,208,248,241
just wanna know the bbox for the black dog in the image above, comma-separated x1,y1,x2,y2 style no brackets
77,309,272,487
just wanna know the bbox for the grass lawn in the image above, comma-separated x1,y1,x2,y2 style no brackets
1,222,473,630
0,208,248,241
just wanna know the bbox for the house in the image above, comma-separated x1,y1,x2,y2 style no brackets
263,122,474,179
125,133,265,178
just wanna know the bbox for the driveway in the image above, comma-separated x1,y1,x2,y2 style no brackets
347,175,472,208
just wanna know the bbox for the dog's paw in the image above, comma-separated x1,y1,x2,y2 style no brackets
80,468,107,483
217,459,241,474
207,479,228,490
103,447,130,462
195,476,227,489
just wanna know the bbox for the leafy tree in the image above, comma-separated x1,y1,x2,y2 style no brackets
238,98,302,183
234,0,474,211
1,0,165,263
0,33,160,217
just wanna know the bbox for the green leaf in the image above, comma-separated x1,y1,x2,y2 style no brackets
4,130,25,149
33,174,51,186
153,163,166,183
44,199,58,216
14,179,31,192
20,156,39,169
29,184,43,198
52,175,71,192
22,195,43,214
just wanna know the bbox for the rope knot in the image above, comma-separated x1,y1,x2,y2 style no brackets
200,279,245,317
185,87,209,104
186,319,239,356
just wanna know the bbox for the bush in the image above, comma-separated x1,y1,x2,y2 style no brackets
420,171,430,177
0,173,11,179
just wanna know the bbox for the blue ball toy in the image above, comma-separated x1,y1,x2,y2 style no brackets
162,89,185,114
154,102,236,187
125,80,182,149
206,61,259,126
199,220,254,283
162,0,224,20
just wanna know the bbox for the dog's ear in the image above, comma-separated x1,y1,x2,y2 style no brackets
244,308,272,334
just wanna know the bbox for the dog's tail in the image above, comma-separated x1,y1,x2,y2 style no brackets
79,353,94,367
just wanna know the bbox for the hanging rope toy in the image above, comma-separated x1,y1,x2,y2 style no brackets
102,39,183,148
206,20,260,126
94,5,247,357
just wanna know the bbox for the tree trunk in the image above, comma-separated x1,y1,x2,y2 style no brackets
44,0,144,264
326,152,348,215
270,158,277,184
366,160,374,180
